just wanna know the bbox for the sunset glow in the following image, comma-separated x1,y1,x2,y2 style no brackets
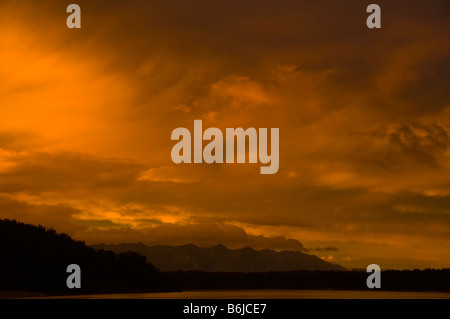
1,0,450,270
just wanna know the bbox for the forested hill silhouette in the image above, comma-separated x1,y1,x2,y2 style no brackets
92,243,346,272
0,219,178,294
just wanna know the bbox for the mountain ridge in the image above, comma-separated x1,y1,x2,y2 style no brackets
91,242,346,272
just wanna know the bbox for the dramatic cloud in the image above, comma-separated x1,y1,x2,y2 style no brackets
1,0,450,269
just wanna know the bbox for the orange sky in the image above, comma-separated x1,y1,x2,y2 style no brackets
1,0,450,269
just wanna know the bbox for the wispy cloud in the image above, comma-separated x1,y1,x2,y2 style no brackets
0,0,449,269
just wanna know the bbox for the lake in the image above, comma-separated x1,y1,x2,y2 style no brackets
35,290,450,299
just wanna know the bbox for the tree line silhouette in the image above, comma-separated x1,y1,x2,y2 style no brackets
0,219,179,294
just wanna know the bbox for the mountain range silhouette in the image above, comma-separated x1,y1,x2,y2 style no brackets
91,243,346,272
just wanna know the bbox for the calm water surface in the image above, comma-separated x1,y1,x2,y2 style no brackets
37,290,450,299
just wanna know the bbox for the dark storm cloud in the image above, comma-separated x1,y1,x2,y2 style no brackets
1,0,450,269
81,222,308,251
0,151,144,193
388,123,450,166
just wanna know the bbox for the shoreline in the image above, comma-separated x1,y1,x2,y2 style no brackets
3,289,450,299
